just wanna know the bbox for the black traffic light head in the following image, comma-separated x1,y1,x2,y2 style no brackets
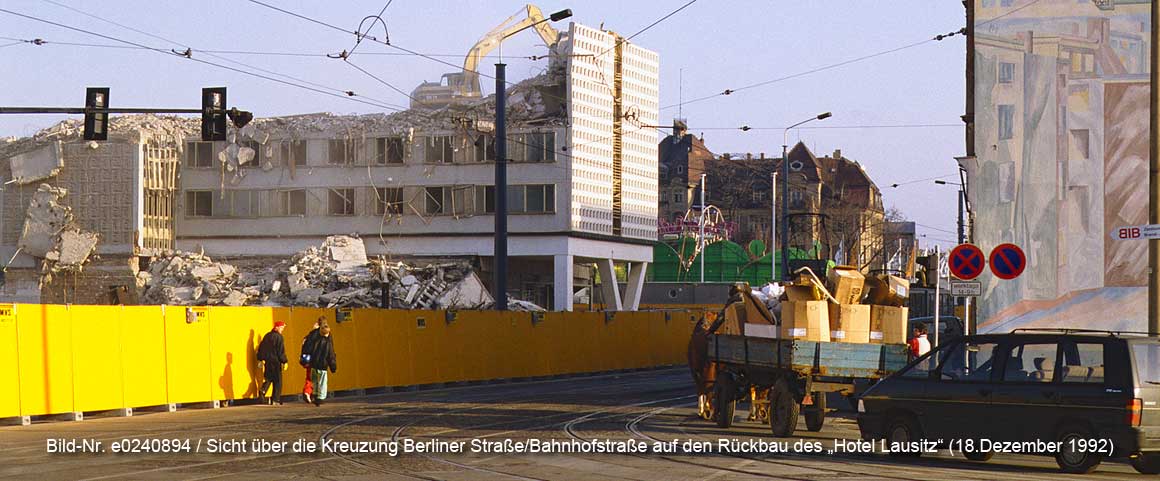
201,87,227,141
83,87,109,141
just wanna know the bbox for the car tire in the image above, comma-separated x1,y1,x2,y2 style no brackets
962,445,993,462
1054,425,1102,474
804,392,826,432
886,415,923,458
1131,454,1160,475
769,378,799,437
713,379,736,429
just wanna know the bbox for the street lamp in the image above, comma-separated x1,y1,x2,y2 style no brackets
780,111,831,281
494,8,571,311
933,180,966,245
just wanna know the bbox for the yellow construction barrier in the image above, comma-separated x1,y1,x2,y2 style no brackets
6,304,697,420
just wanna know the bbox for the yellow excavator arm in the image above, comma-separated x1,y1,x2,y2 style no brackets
459,4,563,97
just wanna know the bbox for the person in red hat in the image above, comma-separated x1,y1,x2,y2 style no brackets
257,320,288,405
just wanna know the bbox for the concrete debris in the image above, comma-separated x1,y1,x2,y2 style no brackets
9,141,63,184
19,184,73,258
507,297,546,312
44,229,100,270
136,235,520,311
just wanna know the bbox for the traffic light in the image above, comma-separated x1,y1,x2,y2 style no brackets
915,255,939,288
201,87,227,141
83,87,109,141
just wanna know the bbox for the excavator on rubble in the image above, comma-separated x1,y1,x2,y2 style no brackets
409,4,571,109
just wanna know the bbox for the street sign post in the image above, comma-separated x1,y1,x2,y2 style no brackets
989,243,1027,280
950,280,982,297
1111,224,1160,240
948,244,985,280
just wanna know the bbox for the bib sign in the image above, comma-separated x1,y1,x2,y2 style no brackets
1110,224,1160,240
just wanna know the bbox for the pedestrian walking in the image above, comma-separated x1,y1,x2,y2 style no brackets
256,320,288,405
307,324,337,406
299,317,325,403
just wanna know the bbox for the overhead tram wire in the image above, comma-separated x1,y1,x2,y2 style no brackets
678,123,963,131
887,174,958,189
37,0,408,111
661,27,966,111
7,10,403,113
592,0,698,59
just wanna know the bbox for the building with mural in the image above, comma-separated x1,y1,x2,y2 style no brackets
967,0,1151,331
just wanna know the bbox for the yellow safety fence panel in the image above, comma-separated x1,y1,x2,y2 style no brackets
5,305,695,419
0,304,20,418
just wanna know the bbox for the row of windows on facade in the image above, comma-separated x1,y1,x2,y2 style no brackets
184,184,556,218
183,133,557,168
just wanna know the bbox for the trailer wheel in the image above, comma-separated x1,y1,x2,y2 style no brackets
713,378,736,428
769,378,799,437
804,392,826,432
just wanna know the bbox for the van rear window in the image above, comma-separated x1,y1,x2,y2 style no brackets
1134,343,1160,385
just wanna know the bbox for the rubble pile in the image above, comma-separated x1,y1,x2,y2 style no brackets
136,235,533,310
18,184,101,283
138,249,249,306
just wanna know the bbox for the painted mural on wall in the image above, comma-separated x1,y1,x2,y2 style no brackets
971,0,1150,332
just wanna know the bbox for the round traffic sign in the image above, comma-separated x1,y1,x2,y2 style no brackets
989,243,1026,280
948,244,985,280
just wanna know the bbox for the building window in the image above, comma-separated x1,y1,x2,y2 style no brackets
240,140,262,167
509,132,556,162
373,137,405,164
476,184,555,214
328,139,353,165
280,140,307,166
473,135,496,162
676,165,685,174
281,189,307,216
752,191,765,202
999,162,1015,203
674,192,683,203
425,186,446,214
231,190,259,217
328,188,355,216
999,62,1015,83
998,104,1015,140
186,190,213,217
375,187,403,215
790,190,804,209
425,136,454,163
185,141,215,168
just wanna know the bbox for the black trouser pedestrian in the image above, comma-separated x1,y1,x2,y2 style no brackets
261,364,283,404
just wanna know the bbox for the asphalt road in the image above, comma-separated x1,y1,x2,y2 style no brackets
0,367,1150,480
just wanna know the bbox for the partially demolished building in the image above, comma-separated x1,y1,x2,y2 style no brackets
0,21,659,310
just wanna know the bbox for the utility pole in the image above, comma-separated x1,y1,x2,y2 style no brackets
700,173,706,283
494,62,509,310
1151,0,1159,335
771,171,777,281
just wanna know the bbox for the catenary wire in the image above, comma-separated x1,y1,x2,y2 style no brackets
38,0,409,111
593,0,698,59
661,27,965,111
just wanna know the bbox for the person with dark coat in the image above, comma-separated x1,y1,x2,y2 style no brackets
256,321,288,405
299,317,325,403
307,325,337,406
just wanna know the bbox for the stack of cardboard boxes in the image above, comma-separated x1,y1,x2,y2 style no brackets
777,266,910,345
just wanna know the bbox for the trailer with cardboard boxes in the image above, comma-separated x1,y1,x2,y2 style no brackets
688,267,912,437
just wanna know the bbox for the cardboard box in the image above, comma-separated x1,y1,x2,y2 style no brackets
870,305,909,345
828,303,870,343
827,265,866,305
785,284,822,302
744,322,779,339
781,300,830,342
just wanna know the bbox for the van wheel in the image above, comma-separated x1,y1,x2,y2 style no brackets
804,392,826,432
713,379,736,428
1131,454,1160,475
1055,426,1102,474
886,415,923,458
769,378,799,437
962,445,993,462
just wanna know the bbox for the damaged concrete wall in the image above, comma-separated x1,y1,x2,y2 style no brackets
8,141,62,184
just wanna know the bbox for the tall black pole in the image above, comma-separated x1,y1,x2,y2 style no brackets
781,143,790,281
494,63,508,311
1150,0,1158,335
957,189,965,245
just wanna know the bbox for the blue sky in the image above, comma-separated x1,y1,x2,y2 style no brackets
0,0,967,247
